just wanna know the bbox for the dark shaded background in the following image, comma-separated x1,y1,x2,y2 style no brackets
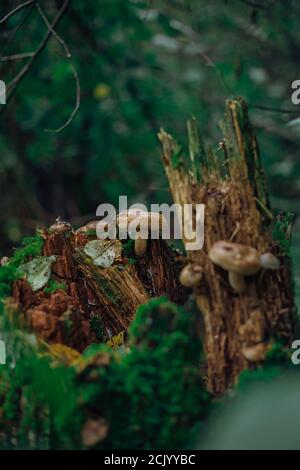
0,0,299,303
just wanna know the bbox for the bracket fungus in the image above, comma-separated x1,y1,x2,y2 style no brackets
117,209,167,257
179,263,203,288
208,240,280,293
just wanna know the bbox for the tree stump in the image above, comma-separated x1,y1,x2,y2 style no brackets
159,97,296,395
12,220,185,350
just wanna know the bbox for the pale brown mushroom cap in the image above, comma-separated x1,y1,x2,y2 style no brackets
117,210,166,236
260,252,280,270
179,263,203,288
117,209,145,231
208,240,261,275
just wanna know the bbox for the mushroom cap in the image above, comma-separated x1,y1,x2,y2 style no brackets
179,263,202,288
209,240,261,275
117,210,166,234
260,252,280,270
241,342,267,362
0,256,9,266
117,209,144,230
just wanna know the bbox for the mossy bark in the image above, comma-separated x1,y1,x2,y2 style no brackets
12,222,185,348
159,97,296,395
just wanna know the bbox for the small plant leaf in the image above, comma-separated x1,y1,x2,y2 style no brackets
19,255,56,291
83,240,122,267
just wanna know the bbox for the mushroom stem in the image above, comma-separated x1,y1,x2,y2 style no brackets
228,271,246,293
134,237,148,257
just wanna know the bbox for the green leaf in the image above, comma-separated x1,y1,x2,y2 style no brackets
19,256,56,291
83,240,122,268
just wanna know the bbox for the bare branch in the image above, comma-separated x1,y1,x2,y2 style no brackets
0,0,35,25
4,0,71,107
0,52,34,62
35,2,80,133
1,3,35,53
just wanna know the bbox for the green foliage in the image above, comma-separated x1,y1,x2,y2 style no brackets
272,212,294,256
124,297,210,449
90,315,105,342
11,236,44,267
0,234,44,307
0,297,210,450
171,142,184,169
122,239,136,264
44,280,67,295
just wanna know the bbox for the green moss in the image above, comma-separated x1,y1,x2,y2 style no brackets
99,277,121,306
265,341,291,366
90,315,105,342
122,239,134,256
44,280,66,294
12,235,44,267
171,142,184,169
272,211,294,256
0,234,44,306
86,229,97,236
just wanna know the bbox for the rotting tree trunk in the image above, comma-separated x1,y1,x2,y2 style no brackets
159,97,296,395
12,220,185,349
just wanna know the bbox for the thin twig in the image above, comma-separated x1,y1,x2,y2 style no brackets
0,52,34,62
0,0,35,24
1,3,35,54
3,0,70,108
35,2,80,132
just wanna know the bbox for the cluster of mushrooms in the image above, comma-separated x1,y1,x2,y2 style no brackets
180,240,280,294
117,209,167,257
50,215,281,295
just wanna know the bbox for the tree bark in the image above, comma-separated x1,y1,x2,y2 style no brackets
12,221,185,349
159,97,296,395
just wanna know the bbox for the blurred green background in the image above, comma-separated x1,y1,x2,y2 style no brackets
0,0,299,304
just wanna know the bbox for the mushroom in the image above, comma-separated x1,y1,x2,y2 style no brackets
49,217,72,233
208,240,280,293
241,342,267,362
179,263,203,288
0,256,9,266
117,210,166,257
259,252,280,270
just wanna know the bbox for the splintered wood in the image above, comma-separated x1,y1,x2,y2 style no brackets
159,98,296,395
12,221,184,350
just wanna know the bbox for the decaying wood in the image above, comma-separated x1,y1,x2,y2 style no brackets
12,220,185,348
159,97,296,395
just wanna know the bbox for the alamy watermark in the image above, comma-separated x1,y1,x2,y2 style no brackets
95,196,205,251
291,80,300,105
291,340,300,365
0,340,6,365
0,80,6,105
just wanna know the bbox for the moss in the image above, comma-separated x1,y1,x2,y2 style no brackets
265,341,291,366
122,239,134,256
0,234,44,307
0,296,211,450
90,315,105,342
99,277,121,306
171,142,184,169
12,235,44,267
44,280,66,294
86,229,97,237
272,211,294,257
